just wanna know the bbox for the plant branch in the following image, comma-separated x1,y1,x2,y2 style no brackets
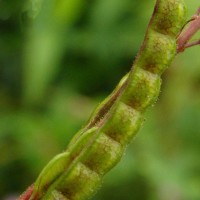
177,7,200,52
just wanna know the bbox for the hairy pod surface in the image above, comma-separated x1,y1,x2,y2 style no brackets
28,0,187,200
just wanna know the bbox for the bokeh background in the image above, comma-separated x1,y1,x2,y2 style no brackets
0,0,200,199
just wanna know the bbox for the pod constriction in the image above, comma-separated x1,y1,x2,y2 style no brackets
30,1,187,200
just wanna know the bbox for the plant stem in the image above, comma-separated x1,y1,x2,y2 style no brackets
177,7,200,52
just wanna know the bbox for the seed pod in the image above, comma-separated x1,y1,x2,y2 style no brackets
28,0,187,200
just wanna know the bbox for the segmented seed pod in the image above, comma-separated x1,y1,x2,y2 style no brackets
25,0,187,200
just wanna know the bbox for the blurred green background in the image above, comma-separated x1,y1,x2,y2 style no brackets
0,0,200,199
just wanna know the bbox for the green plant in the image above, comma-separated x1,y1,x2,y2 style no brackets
18,0,200,199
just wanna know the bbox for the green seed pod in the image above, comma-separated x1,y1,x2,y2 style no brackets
28,0,187,200
32,152,70,197
151,0,187,37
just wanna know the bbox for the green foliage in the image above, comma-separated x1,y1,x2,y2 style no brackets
0,0,200,199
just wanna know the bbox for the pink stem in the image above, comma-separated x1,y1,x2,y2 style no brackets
177,7,200,52
184,39,200,49
18,184,34,200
